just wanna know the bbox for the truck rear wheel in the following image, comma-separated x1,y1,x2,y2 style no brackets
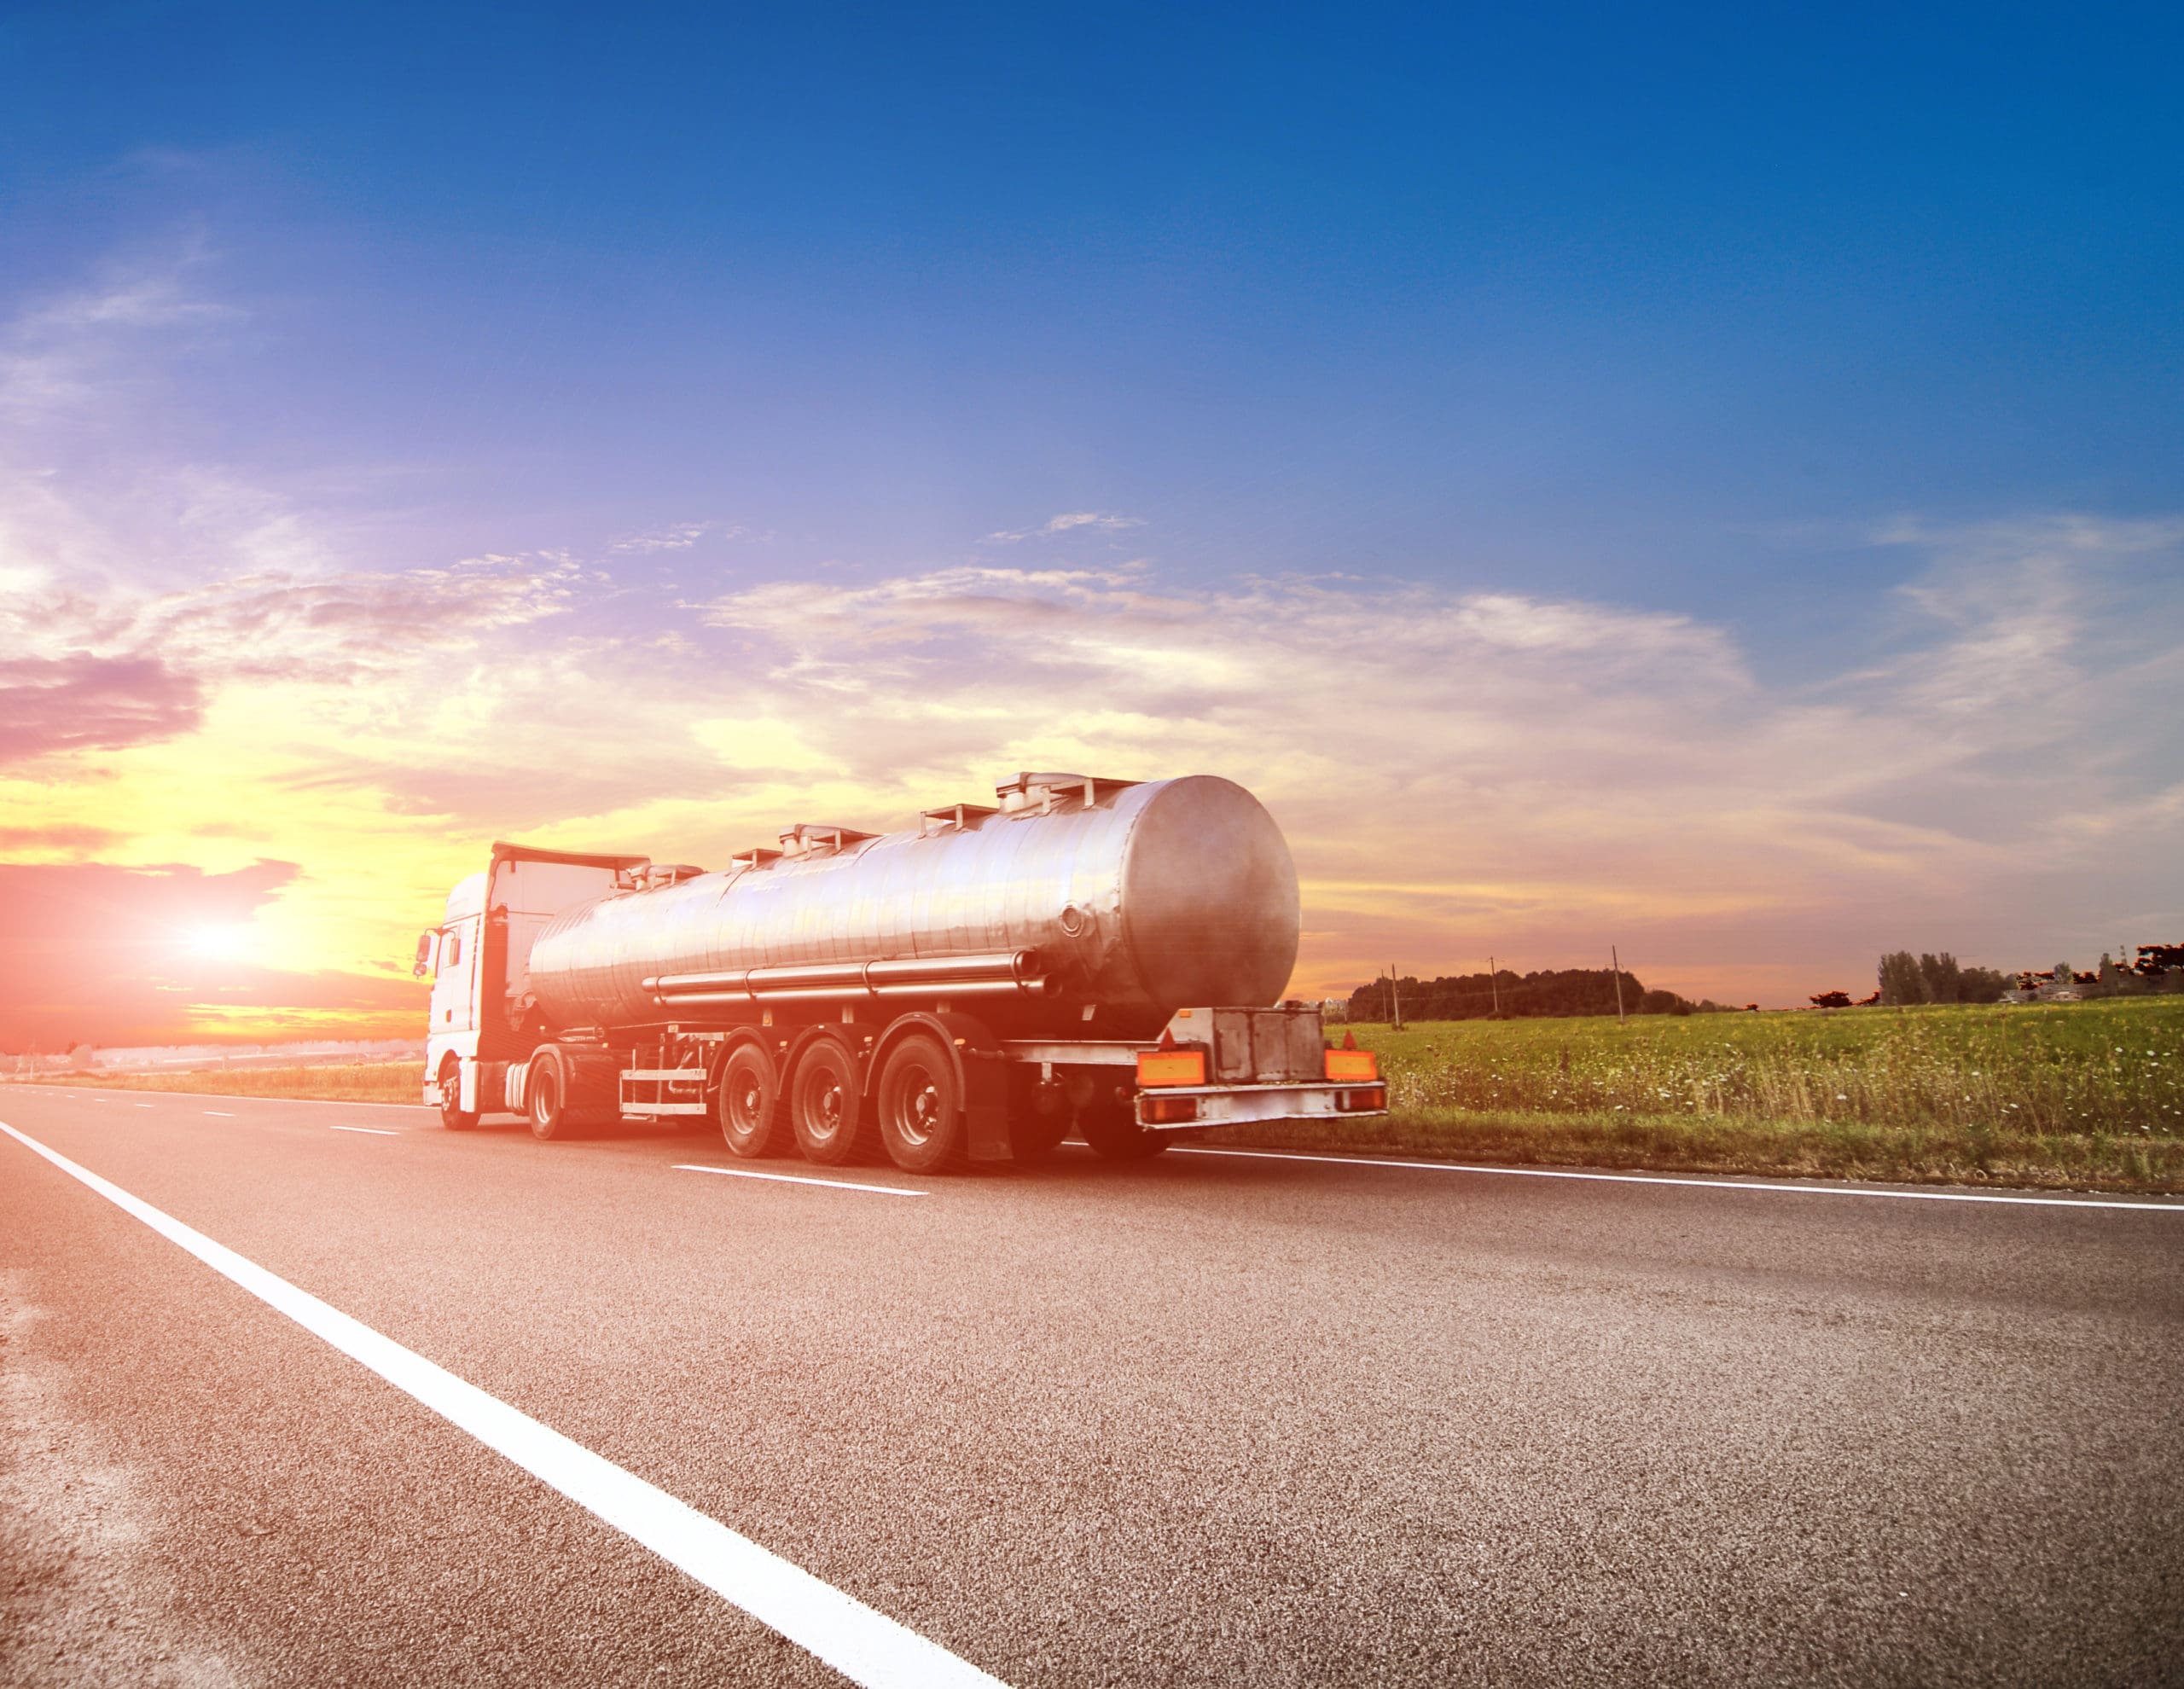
437,1054,479,1131
717,1044,781,1158
789,1037,867,1165
1081,1098,1169,1161
876,1034,964,1174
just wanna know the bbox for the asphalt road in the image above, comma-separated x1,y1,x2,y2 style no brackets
3,1085,2180,1687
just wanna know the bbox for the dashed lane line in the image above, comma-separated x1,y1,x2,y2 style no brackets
329,1124,400,1137
1170,1146,2184,1211
0,1119,1008,1689
204,1111,236,1117
676,1164,929,1199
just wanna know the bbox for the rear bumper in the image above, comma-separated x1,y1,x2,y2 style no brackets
1135,1080,1389,1129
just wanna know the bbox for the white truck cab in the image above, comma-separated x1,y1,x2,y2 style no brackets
417,844,648,1127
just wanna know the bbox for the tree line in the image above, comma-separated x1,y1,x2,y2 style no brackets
1345,967,1725,1023
1874,950,2012,1006
1805,944,2184,1008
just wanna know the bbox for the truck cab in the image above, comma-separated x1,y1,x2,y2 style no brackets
418,844,648,1126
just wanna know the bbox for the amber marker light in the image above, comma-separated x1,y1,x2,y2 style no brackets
1136,1048,1206,1087
1324,1048,1379,1082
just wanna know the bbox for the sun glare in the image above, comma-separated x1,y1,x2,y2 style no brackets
184,923,254,961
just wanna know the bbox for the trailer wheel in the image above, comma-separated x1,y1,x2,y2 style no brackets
876,1034,964,1174
789,1037,867,1165
527,1048,580,1141
717,1044,781,1158
1080,1099,1169,1161
436,1054,479,1131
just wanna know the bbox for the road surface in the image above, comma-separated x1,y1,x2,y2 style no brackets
3,1084,2179,1686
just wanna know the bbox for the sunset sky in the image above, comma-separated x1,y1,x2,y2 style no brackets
3,3,2180,1048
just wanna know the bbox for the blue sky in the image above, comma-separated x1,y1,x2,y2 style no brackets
1,1,2179,1037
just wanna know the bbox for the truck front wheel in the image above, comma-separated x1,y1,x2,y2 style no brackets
789,1037,867,1165
877,1034,964,1174
717,1044,781,1158
437,1054,479,1131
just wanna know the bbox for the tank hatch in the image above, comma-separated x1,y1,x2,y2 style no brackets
779,822,879,857
996,773,1141,814
920,801,1000,835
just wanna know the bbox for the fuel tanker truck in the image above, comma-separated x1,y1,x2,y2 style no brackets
415,772,1385,1172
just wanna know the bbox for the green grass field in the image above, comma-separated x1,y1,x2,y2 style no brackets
23,1000,2183,1192
1211,998,2184,1192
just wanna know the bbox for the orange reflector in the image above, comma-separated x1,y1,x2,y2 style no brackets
1142,1094,1201,1125
1335,1085,1388,1113
1136,1048,1205,1087
1324,1048,1379,1082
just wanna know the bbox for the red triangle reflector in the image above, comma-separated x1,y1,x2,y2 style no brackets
1342,1029,1357,1050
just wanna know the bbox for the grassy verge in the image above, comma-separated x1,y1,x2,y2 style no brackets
1210,998,2184,1193
22,1063,427,1105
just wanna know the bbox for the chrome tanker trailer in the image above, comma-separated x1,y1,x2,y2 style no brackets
416,772,1385,1172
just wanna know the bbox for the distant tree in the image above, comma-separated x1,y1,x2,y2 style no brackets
1809,990,1853,1009
1878,951,1926,1006
2135,943,2184,975
1918,952,1963,1003
1956,966,2008,1004
1856,990,1880,1006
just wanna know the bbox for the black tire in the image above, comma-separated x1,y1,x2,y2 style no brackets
1080,1098,1169,1161
788,1037,867,1165
527,1048,582,1141
437,1053,480,1131
876,1034,964,1174
1005,1068,1070,1166
717,1044,781,1159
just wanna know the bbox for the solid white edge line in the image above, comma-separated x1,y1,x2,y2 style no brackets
1171,1146,2184,1211
676,1164,929,1199
0,1119,1005,1689
328,1125,400,1137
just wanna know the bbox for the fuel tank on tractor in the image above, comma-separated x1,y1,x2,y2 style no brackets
525,774,1299,1041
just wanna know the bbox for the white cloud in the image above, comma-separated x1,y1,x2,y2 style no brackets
612,521,748,553
983,511,1145,543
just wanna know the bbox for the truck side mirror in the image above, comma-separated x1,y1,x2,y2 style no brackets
414,932,435,978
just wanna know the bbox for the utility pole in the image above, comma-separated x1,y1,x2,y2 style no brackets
1489,955,1500,1018
1612,944,1626,1024
1389,964,1404,1031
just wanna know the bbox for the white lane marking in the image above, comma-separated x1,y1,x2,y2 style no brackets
135,1103,154,1109
204,1111,236,1117
1172,1147,2184,1212
0,1121,1007,1689
675,1164,928,1199
329,1125,399,1137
